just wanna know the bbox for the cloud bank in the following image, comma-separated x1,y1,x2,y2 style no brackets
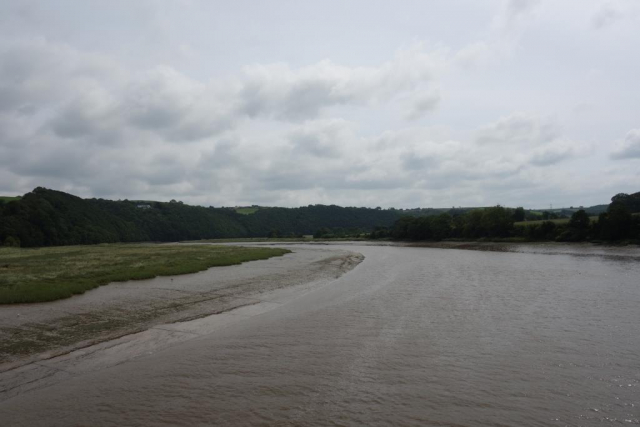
0,1,638,208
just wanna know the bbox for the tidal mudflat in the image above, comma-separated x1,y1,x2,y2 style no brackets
0,245,362,367
1,242,639,426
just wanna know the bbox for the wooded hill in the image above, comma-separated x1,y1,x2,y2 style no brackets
1,187,635,247
0,188,405,247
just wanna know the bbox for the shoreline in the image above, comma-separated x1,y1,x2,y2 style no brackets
0,246,363,373
2,241,639,409
184,237,639,247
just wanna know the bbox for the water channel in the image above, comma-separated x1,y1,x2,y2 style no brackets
1,243,638,426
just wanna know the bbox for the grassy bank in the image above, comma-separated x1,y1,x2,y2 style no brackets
235,207,259,215
514,216,598,226
0,244,290,304
0,196,21,202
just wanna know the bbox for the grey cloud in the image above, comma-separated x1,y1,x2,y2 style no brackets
506,0,541,21
0,38,123,113
402,152,437,171
611,129,640,159
9,141,95,179
0,40,69,111
530,146,574,166
0,1,637,209
592,4,621,29
125,67,196,130
493,0,541,34
288,119,354,158
253,166,408,193
198,140,240,168
406,91,441,120
238,48,442,121
290,133,339,158
49,89,121,143
476,113,559,145
131,158,188,187
124,67,236,141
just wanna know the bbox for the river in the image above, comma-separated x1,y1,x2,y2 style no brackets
1,243,639,426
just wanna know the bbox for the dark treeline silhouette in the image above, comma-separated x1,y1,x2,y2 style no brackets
372,192,640,243
1,188,638,247
241,205,400,237
0,188,247,247
0,188,404,247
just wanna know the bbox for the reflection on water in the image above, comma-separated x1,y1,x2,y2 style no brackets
2,244,639,426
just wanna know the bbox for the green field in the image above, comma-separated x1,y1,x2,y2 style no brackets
0,196,21,202
235,207,259,215
514,216,599,226
0,244,290,304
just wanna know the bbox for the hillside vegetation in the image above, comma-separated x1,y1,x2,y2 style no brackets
1,188,637,247
0,188,405,247
372,192,640,243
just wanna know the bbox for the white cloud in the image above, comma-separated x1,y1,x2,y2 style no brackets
406,90,441,120
0,1,638,208
475,113,559,146
611,129,640,159
493,0,541,34
238,43,445,121
592,3,622,29
529,143,576,166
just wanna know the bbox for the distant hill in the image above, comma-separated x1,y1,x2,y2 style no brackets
239,205,402,237
0,187,623,247
584,204,609,215
525,204,609,219
0,188,405,247
0,188,247,247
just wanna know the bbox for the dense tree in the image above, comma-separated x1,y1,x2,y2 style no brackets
557,209,591,241
610,192,640,213
0,188,403,247
513,207,525,222
2,188,637,247
569,209,590,230
598,203,633,240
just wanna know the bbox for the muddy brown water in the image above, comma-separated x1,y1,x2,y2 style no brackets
1,243,639,426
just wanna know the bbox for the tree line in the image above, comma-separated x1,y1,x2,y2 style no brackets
1,188,638,247
0,188,404,247
370,192,640,243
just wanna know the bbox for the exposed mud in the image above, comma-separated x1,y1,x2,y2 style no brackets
1,243,639,425
0,246,363,370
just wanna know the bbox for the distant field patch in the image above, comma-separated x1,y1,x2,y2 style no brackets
0,196,21,202
235,207,259,215
0,244,290,304
514,216,598,226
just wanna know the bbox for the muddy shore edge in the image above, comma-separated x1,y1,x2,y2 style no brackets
0,246,363,372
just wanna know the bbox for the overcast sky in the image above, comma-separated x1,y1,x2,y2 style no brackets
1,0,638,208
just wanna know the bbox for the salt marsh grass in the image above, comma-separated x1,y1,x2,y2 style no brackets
0,244,289,304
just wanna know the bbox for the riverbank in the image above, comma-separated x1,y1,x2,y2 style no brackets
0,245,363,370
2,242,639,425
0,244,291,304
